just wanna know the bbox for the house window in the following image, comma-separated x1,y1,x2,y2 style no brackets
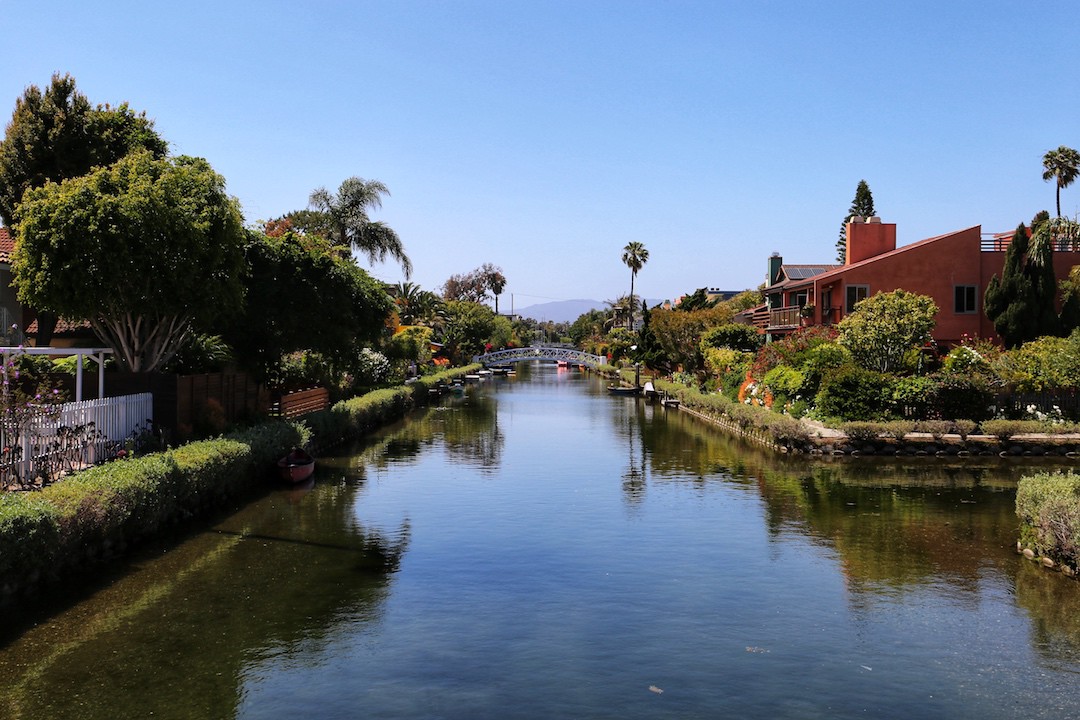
845,285,869,313
792,290,808,308
955,285,977,314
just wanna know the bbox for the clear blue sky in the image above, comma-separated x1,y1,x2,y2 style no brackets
3,1,1078,308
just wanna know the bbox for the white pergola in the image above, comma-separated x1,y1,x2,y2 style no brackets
0,346,113,401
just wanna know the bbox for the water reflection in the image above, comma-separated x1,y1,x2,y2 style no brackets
0,474,408,719
343,392,504,474
2,369,1080,718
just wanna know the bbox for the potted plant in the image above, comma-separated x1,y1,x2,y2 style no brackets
799,303,815,324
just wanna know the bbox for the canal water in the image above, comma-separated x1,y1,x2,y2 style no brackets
2,364,1080,719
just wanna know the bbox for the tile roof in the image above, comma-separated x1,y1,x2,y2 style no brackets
0,226,12,264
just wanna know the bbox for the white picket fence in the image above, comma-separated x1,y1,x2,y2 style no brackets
1,393,153,487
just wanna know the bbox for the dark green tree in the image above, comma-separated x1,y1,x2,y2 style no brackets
836,180,876,263
569,309,607,348
0,73,168,345
0,73,167,227
984,224,1061,348
675,288,721,312
441,301,498,364
631,300,667,372
222,232,394,380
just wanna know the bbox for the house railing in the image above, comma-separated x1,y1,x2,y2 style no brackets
0,393,153,489
768,306,801,329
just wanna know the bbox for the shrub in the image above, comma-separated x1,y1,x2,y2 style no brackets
761,414,811,447
761,366,804,405
929,372,995,421
942,345,991,375
952,419,978,440
914,419,953,439
891,376,937,419
798,343,852,398
980,419,1045,440
1016,471,1080,566
0,493,60,583
815,366,894,421
840,421,886,442
752,325,837,377
700,324,762,353
882,420,915,440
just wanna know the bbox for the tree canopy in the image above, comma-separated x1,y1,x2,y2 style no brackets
221,231,394,380
442,263,507,307
1042,146,1080,217
984,223,1060,348
836,180,876,263
13,150,246,372
0,73,167,227
441,300,499,364
649,305,733,373
836,289,937,373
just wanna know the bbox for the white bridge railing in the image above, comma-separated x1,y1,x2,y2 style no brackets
473,347,607,368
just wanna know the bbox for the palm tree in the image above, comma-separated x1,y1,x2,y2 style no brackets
621,242,649,328
309,177,413,278
1042,146,1080,217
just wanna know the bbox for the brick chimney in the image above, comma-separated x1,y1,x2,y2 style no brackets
845,216,896,265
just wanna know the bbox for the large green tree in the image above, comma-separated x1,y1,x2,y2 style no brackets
308,176,412,278
649,305,733,373
985,223,1061,348
441,300,498,364
1042,146,1080,217
222,231,394,380
836,290,937,373
836,180,876,263
13,151,246,372
621,241,649,328
0,73,167,227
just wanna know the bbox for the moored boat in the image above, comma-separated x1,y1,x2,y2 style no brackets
607,385,640,396
278,448,315,483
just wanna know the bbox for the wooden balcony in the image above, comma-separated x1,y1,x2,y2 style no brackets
768,306,801,329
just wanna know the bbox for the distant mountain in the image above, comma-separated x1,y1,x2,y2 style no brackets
514,298,663,324
513,299,604,324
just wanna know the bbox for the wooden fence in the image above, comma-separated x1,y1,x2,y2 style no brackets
103,372,270,442
269,387,330,419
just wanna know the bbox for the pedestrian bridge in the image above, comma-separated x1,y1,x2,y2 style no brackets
472,346,607,369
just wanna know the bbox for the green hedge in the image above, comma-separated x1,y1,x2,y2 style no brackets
653,379,810,450
1017,471,1080,568
0,419,308,601
0,367,485,605
301,364,482,450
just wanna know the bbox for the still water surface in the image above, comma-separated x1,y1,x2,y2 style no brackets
2,364,1080,719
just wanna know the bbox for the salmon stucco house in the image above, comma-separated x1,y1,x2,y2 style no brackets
750,217,1080,346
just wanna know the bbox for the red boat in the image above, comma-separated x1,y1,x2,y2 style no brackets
277,448,315,483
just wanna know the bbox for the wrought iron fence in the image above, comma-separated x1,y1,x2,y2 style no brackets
0,393,153,490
